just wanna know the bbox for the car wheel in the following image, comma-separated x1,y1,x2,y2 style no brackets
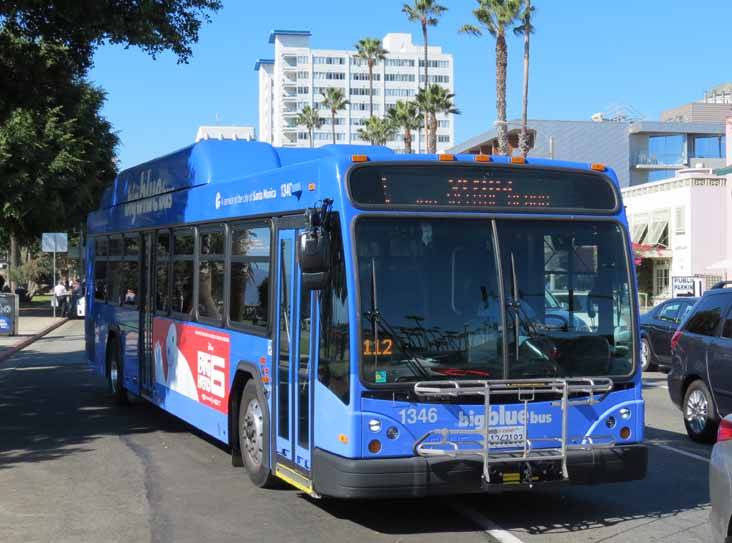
640,337,654,372
107,338,128,404
239,381,277,488
683,380,719,443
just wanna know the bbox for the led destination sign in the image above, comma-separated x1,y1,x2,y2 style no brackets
348,164,618,212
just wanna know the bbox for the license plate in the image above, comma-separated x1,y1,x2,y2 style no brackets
488,426,525,449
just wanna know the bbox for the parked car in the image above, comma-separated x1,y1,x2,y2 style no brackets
668,282,732,442
640,297,698,372
710,414,732,543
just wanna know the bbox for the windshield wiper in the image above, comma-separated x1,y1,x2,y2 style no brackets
365,258,430,380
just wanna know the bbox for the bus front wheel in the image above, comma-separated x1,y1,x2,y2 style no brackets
239,381,277,488
107,338,128,404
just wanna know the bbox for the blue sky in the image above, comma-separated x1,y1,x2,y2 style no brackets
89,0,732,170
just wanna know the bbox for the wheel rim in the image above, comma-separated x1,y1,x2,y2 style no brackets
109,355,119,394
243,398,264,467
641,340,650,369
686,389,708,434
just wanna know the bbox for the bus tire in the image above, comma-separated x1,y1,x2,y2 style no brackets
239,381,276,488
683,379,718,443
107,337,128,404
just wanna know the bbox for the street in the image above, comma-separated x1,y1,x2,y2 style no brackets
0,321,713,543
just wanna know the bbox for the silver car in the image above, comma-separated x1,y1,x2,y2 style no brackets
710,414,732,542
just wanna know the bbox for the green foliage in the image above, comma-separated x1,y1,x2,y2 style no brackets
295,105,322,148
387,101,423,132
0,0,223,68
415,85,459,153
513,0,535,37
320,88,349,116
355,38,387,65
357,116,397,146
459,0,523,37
0,79,118,243
402,1,448,27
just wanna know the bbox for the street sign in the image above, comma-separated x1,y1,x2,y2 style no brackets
42,233,68,253
672,276,704,298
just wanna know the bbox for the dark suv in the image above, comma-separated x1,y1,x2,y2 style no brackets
668,283,732,442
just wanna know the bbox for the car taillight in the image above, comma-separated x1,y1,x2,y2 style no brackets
670,330,683,351
718,418,732,442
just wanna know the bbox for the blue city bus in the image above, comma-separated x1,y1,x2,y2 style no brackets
85,141,647,498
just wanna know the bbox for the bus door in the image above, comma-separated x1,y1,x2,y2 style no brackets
139,232,155,397
274,224,315,483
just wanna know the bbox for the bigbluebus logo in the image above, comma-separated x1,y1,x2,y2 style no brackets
457,406,553,428
123,169,174,220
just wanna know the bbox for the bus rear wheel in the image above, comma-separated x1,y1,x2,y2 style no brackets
107,338,128,404
239,381,277,488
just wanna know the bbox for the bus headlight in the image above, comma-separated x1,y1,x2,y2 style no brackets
606,416,617,429
368,419,381,432
619,408,631,420
386,427,399,440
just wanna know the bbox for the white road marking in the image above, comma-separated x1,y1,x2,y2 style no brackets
453,501,527,543
650,442,710,463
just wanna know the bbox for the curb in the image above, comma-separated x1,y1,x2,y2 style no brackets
0,318,70,364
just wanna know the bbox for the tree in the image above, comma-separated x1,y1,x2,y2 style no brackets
354,38,386,118
387,101,422,154
415,85,459,153
320,88,349,145
460,0,522,155
0,81,117,245
513,0,535,158
295,105,322,148
357,116,397,146
403,0,447,153
0,0,222,69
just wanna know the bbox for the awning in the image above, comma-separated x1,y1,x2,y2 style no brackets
632,243,672,259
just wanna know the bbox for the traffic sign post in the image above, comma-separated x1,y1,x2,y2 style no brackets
42,233,68,318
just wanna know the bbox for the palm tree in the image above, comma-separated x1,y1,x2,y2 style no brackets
513,0,535,158
357,116,397,146
415,85,459,153
387,101,423,154
460,0,522,155
295,105,322,148
403,0,448,152
355,38,387,117
320,88,349,144
427,85,460,153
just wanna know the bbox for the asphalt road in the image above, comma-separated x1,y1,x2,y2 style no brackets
0,321,714,543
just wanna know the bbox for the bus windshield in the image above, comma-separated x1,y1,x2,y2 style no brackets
356,218,634,384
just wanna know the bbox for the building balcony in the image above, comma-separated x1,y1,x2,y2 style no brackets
632,152,687,169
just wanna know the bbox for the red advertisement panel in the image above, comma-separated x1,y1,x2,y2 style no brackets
152,318,231,414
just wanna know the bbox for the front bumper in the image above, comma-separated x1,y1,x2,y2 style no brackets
312,443,648,498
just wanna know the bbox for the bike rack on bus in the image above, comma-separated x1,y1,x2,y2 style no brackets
412,378,615,484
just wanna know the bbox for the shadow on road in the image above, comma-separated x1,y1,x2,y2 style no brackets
0,331,191,470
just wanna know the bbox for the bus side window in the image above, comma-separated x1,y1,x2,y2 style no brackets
317,215,350,404
107,235,124,305
198,226,225,322
172,228,194,316
229,223,271,329
94,236,109,301
122,233,140,307
156,231,170,313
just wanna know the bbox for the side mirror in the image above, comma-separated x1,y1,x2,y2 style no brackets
297,227,330,290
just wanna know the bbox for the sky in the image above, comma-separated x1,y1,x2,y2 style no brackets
89,0,732,171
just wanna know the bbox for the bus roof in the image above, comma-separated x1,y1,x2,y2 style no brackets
99,140,619,210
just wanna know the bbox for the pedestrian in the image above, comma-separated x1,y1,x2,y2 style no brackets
53,279,68,317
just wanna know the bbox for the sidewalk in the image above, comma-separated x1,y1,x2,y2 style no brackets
0,303,69,358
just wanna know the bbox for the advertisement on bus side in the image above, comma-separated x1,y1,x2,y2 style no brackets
152,318,231,414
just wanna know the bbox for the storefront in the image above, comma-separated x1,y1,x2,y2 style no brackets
623,168,731,310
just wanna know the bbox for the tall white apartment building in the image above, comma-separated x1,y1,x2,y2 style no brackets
255,30,455,152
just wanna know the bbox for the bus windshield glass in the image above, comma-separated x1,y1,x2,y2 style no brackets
356,219,634,384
